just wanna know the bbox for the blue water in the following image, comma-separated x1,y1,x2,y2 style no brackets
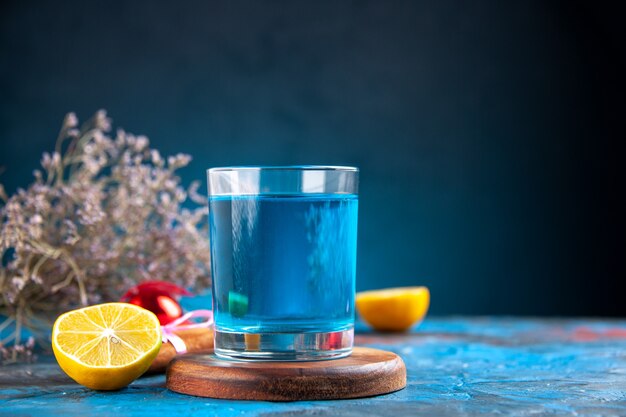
209,194,358,333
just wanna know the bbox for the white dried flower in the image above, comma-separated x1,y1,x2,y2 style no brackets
32,170,43,183
52,152,61,166
94,109,111,131
150,150,162,167
188,180,208,205
11,276,25,292
64,112,78,129
160,192,172,205
134,136,149,151
168,153,192,169
0,111,211,364
41,152,52,169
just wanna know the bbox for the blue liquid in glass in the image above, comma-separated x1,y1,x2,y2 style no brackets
209,194,358,334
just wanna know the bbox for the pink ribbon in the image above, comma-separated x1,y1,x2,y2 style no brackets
161,309,213,354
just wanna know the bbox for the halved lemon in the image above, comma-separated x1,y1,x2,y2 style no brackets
356,286,430,332
52,302,162,390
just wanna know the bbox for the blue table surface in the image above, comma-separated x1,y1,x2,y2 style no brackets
1,317,625,416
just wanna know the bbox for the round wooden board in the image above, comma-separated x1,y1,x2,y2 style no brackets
166,347,406,401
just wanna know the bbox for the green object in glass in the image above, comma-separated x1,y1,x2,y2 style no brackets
228,291,248,318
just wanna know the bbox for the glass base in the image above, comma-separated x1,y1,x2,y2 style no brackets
214,328,354,361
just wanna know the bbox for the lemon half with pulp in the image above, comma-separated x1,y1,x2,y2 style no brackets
52,302,162,390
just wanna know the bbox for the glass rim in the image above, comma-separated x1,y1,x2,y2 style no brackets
207,165,358,174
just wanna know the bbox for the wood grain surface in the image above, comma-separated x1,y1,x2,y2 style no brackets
166,347,406,401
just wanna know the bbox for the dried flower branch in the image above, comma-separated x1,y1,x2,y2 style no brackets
0,110,211,364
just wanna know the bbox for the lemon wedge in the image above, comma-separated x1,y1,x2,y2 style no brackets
52,302,162,390
356,286,430,332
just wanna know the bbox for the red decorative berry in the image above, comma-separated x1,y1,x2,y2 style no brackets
120,281,192,325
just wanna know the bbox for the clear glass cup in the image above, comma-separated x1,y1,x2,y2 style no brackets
207,166,359,361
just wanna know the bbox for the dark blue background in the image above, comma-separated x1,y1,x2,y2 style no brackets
1,1,624,315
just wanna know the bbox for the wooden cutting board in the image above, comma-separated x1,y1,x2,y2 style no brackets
166,347,406,401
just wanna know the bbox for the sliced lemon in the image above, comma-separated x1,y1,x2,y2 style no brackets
52,302,162,390
356,286,430,332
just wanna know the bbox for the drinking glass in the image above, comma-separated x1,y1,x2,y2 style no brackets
207,166,359,360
